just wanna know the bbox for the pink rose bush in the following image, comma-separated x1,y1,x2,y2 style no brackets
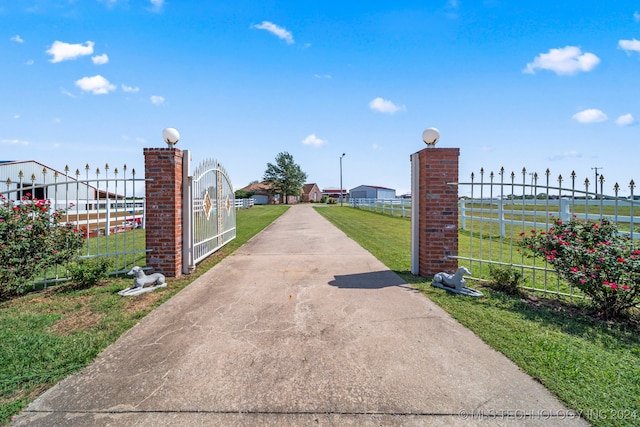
520,217,639,320
0,194,85,298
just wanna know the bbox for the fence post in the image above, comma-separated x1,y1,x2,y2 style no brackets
411,147,460,277
182,150,193,275
498,199,505,237
143,147,184,277
559,198,571,223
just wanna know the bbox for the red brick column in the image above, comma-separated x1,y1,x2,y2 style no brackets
143,148,183,277
416,147,459,277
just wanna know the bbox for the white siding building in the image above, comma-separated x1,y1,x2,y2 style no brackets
349,185,396,199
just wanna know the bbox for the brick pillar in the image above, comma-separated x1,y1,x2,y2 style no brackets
413,147,459,277
143,147,183,277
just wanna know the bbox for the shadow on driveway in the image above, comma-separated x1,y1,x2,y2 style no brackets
328,270,417,291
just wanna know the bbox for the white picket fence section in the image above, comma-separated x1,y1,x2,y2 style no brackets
460,197,638,240
234,198,255,209
350,198,412,218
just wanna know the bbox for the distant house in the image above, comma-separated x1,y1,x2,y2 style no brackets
321,188,348,200
301,183,321,202
349,185,396,199
238,181,301,205
239,181,278,205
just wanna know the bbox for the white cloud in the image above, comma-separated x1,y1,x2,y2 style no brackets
149,0,164,12
26,59,34,65
368,97,405,114
75,75,116,95
302,133,327,147
313,74,332,79
372,144,383,151
122,84,139,93
572,108,608,123
634,11,640,22
122,135,147,144
61,87,76,98
524,46,600,75
92,53,109,65
618,39,640,54
13,114,20,119
548,151,582,161
616,113,635,126
47,40,94,63
446,0,459,19
252,21,294,44
10,35,24,43
150,95,165,105
1,139,29,146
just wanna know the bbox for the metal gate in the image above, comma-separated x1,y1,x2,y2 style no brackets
183,152,236,273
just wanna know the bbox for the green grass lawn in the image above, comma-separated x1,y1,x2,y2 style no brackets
0,205,288,425
316,206,640,427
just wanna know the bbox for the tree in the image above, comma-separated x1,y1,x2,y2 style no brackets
263,152,307,204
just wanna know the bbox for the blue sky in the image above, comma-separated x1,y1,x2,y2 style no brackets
2,1,639,196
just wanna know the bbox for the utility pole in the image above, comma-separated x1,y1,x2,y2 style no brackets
591,167,603,198
340,153,346,206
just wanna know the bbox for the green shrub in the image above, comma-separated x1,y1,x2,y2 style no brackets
487,266,524,295
520,217,640,320
67,257,113,289
327,197,336,204
234,189,254,199
0,194,85,298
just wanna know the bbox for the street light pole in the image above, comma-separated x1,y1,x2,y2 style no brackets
591,166,603,199
340,153,346,206
528,172,534,197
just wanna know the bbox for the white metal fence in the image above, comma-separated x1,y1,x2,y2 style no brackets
1,163,148,289
456,167,638,297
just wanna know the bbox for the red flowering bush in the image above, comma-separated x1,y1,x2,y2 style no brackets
0,194,85,298
520,217,640,320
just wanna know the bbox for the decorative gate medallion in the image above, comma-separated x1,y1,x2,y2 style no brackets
203,190,213,220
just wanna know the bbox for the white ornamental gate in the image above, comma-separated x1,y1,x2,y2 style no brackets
182,152,236,274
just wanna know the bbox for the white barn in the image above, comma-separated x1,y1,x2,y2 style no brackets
0,160,96,202
349,185,396,199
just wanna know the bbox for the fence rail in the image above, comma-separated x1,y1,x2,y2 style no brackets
350,198,412,218
234,198,255,209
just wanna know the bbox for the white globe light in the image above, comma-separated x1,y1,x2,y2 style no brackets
162,128,180,147
422,128,440,146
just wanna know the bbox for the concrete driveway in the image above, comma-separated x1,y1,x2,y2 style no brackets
13,205,588,426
